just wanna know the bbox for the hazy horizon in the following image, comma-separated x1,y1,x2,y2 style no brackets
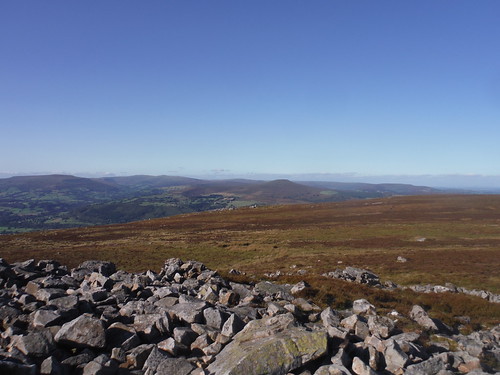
1,170,500,190
1,2,499,181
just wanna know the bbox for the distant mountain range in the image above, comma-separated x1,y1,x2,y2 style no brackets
0,174,445,234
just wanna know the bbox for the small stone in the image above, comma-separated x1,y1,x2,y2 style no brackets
158,337,185,356
173,326,198,346
12,329,55,358
40,356,63,375
267,302,287,316
204,307,229,330
404,355,448,375
341,314,363,331
368,346,380,371
291,281,310,294
143,346,169,372
383,339,409,374
321,307,341,328
314,364,351,375
168,302,206,324
219,290,239,306
35,288,66,303
203,342,223,356
221,313,246,337
126,344,155,369
47,295,79,311
409,305,451,333
355,321,370,340
331,347,351,368
82,360,115,375
155,358,195,375
367,315,395,339
293,298,321,312
352,357,377,375
78,260,116,277
105,322,137,348
32,308,63,328
111,347,126,362
352,299,376,316
61,348,96,367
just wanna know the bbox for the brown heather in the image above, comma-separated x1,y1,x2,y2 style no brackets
1,194,499,329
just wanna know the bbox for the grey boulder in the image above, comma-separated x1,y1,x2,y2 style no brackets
54,314,106,349
207,313,327,375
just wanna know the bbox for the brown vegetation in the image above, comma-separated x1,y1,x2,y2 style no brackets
1,194,499,328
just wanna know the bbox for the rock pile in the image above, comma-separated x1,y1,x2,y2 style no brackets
322,267,500,304
408,285,500,304
0,258,498,374
322,267,382,287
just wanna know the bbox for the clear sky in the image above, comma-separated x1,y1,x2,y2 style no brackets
1,1,499,185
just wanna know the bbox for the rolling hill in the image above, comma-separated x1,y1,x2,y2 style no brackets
1,174,444,233
0,174,122,194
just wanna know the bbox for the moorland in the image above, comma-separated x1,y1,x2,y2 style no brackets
1,194,499,331
0,174,441,233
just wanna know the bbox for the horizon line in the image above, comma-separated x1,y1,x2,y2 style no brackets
1,171,500,190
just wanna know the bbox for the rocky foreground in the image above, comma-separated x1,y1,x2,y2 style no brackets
0,258,498,375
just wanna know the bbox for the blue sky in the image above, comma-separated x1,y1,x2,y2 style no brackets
1,1,499,186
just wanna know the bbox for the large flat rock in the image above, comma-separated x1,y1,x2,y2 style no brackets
207,314,327,375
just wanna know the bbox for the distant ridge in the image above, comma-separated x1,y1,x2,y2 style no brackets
300,181,440,195
182,179,332,203
0,174,120,192
0,174,446,234
99,175,204,189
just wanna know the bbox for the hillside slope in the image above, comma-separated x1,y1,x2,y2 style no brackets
2,194,499,331
301,180,441,195
1,194,499,295
0,174,445,233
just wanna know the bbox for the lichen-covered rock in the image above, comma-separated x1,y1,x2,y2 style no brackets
207,314,328,375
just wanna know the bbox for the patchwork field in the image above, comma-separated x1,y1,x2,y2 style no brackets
1,194,499,329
